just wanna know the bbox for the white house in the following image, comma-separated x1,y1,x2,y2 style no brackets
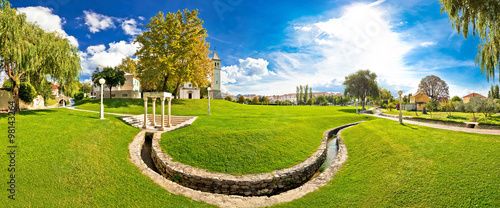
94,72,141,98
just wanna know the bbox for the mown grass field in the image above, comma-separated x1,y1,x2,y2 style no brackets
0,108,212,207
276,119,500,207
76,98,372,174
2,99,499,207
383,108,500,123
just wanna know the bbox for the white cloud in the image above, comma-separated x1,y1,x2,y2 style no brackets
221,58,274,85
224,1,424,95
83,10,115,33
87,45,106,55
17,6,79,47
121,18,142,36
80,40,140,75
420,41,436,47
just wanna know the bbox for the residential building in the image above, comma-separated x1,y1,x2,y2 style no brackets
462,93,486,103
51,85,59,97
94,72,141,98
408,93,429,111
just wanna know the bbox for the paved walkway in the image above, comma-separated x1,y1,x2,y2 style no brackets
366,109,500,135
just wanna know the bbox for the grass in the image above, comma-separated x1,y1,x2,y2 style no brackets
5,99,499,207
76,98,373,174
383,109,499,122
45,98,58,106
274,119,500,207
0,108,213,207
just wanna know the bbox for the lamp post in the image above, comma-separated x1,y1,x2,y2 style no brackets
356,98,359,114
398,90,403,124
99,78,105,119
207,87,211,116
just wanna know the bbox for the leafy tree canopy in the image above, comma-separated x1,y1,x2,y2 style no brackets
343,69,379,110
417,75,449,101
440,0,500,82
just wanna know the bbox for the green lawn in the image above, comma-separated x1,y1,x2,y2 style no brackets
0,108,212,207
275,119,500,207
76,98,372,174
45,98,58,106
4,100,499,207
383,109,498,122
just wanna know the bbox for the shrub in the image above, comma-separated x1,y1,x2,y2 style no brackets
19,82,37,103
2,79,13,91
74,92,85,101
225,96,232,102
251,97,260,104
238,95,245,103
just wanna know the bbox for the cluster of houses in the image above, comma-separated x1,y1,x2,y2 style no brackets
405,92,485,111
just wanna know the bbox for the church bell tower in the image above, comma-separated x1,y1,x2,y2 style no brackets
211,49,223,99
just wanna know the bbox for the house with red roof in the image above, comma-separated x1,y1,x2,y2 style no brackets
462,93,486,103
51,85,59,97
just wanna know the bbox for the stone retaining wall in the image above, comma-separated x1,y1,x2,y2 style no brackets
150,123,358,196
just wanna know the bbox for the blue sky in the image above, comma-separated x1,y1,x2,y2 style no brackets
7,0,495,97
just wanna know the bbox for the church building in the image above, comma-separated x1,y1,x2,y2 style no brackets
179,49,223,99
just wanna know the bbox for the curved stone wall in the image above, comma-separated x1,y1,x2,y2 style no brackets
150,122,359,196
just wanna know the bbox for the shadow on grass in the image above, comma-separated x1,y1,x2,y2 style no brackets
400,123,418,130
338,109,359,114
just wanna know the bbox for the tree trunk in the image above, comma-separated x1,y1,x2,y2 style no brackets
162,73,169,92
13,83,20,113
172,77,182,99
109,86,112,99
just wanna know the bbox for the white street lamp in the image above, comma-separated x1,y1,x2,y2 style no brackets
99,78,105,119
207,87,211,116
356,98,359,114
398,90,403,124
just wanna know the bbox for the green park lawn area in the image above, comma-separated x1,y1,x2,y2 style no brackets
2,100,499,207
382,109,500,124
45,98,59,106
76,98,373,174
0,108,212,207
276,119,500,207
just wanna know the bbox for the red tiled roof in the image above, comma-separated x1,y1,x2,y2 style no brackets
463,93,485,98
51,85,58,89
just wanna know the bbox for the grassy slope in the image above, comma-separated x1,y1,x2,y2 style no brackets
274,119,500,207
162,101,371,174
76,98,372,174
0,109,212,207
383,109,500,122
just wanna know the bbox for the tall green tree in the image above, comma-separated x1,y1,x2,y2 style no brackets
439,0,500,82
417,75,449,101
309,88,312,99
304,85,309,103
495,84,499,99
135,9,212,98
343,69,379,110
91,67,126,99
0,0,81,112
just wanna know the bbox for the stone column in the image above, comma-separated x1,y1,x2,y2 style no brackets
152,97,157,127
168,97,172,127
161,97,165,131
143,97,148,129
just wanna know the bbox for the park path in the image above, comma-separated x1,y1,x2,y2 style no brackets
366,109,500,135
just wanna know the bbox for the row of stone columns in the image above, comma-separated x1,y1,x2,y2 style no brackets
143,96,172,131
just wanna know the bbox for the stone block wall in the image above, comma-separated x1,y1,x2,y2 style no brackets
150,123,358,196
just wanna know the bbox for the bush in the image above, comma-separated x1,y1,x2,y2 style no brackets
18,82,37,103
74,92,85,101
2,79,13,91
251,97,260,104
238,95,245,103
225,96,232,102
